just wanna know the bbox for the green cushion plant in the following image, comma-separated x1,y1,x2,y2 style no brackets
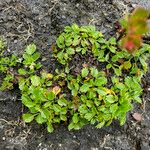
0,23,150,132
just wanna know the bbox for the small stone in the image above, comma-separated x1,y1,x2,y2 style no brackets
82,64,88,68
131,4,138,8
140,141,149,150
2,137,5,140
5,145,14,150
76,3,79,7
14,40,18,43
132,113,142,122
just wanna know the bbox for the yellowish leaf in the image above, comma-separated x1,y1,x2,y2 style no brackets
52,86,61,95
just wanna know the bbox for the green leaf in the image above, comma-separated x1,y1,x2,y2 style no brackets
81,47,87,54
94,77,107,86
30,87,47,102
111,55,119,62
56,34,65,48
105,95,116,103
25,44,36,55
109,46,116,53
81,39,89,47
0,80,13,91
119,114,126,126
66,48,75,55
111,77,119,84
53,104,61,113
31,75,41,86
18,68,27,75
65,26,72,32
72,114,79,123
81,68,89,78
91,68,99,78
113,67,122,76
109,37,116,45
96,88,107,96
73,123,82,130
53,117,61,123
57,51,63,60
71,89,78,96
72,24,79,32
32,52,40,61
74,83,79,90
34,105,42,112
96,121,105,128
86,100,93,107
76,47,82,52
115,83,126,90
46,81,52,86
106,64,112,69
21,95,35,108
36,114,47,124
41,109,50,119
80,84,90,93
139,57,148,72
88,91,96,99
68,122,75,131
84,113,93,121
47,122,54,133
78,105,88,114
60,115,67,121
67,82,74,90
29,107,38,113
22,113,35,123
47,92,55,100
65,38,72,46
98,38,106,44
73,36,80,46
123,61,132,70
60,107,67,115
18,78,27,91
43,102,52,108
94,99,101,106
105,53,109,61
110,103,118,114
58,98,68,106
124,77,132,87
65,66,70,73
134,97,142,103
23,54,33,65
36,62,42,69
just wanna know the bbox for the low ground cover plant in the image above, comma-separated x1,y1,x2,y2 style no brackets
0,8,150,132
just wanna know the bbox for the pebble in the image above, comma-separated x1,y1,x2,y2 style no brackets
140,141,149,150
132,113,142,122
2,137,5,140
5,145,15,150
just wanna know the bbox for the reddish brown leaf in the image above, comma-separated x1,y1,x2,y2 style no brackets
120,7,150,53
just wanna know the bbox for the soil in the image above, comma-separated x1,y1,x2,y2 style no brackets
0,0,150,150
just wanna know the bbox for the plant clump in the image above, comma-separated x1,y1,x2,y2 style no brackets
0,23,150,133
